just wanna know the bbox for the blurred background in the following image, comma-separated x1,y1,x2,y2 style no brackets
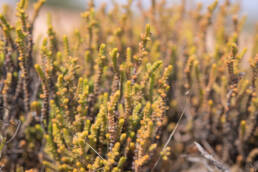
1,0,257,16
0,0,257,37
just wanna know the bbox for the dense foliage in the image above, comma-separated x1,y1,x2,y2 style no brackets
0,0,257,171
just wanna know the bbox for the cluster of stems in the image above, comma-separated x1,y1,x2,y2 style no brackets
0,0,257,171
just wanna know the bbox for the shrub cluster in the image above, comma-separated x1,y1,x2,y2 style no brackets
0,0,257,171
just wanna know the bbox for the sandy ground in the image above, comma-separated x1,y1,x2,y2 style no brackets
33,7,82,39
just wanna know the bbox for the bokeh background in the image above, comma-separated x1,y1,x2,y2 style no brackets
0,0,257,39
1,0,257,19
1,0,257,16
